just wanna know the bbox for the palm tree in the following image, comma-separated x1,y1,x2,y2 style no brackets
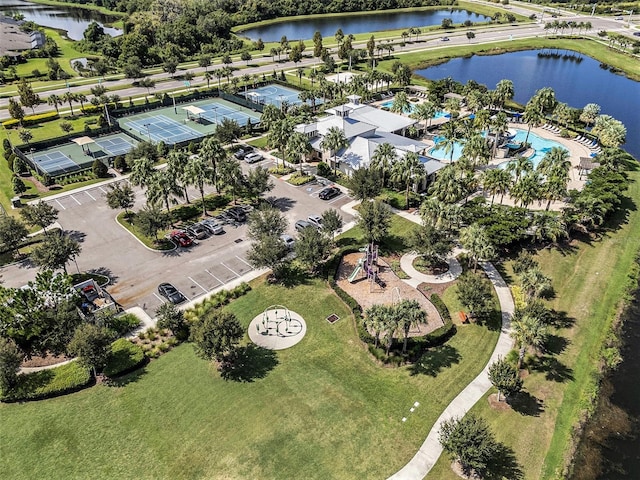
320,126,349,176
397,300,426,354
370,142,397,187
185,154,214,217
411,100,436,132
287,132,312,174
129,156,155,190
591,115,627,148
76,93,87,113
364,304,388,348
383,313,399,357
268,118,295,169
61,92,77,116
204,71,213,89
537,147,570,209
490,111,509,158
461,133,490,167
391,152,425,210
459,224,495,271
481,168,511,206
199,136,227,191
522,99,545,144
494,79,514,109
506,156,533,184
47,94,61,114
217,157,243,203
429,164,465,203
511,310,547,370
147,169,184,224
390,91,410,114
166,150,191,203
437,120,462,163
532,211,567,244
511,172,541,208
519,266,552,300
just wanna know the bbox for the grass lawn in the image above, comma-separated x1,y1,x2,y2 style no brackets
0,272,500,479
12,29,79,79
429,167,640,479
337,213,418,253
4,114,101,145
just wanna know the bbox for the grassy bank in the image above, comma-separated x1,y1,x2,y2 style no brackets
429,165,640,479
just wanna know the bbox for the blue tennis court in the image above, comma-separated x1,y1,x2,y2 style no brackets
196,102,261,126
32,151,83,176
243,84,321,108
95,136,135,156
125,115,202,144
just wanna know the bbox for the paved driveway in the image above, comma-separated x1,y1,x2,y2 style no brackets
1,165,353,318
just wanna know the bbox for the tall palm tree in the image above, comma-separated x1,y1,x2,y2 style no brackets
490,111,509,158
199,136,227,191
166,150,191,203
494,79,514,109
61,92,77,116
511,171,541,208
217,157,243,203
147,169,184,225
437,120,462,163
390,91,410,114
510,310,547,370
185,154,214,217
398,300,426,354
268,118,295,169
287,132,312,174
391,152,425,210
532,211,567,243
129,156,155,191
473,108,491,133
537,147,570,209
481,168,511,206
364,304,388,348
76,93,87,113
429,164,465,203
522,99,545,144
47,94,61,114
459,223,495,271
506,156,533,184
320,126,349,176
519,267,552,300
370,142,397,187
411,100,436,131
461,133,490,167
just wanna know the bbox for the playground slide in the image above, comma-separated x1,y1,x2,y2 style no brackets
348,258,364,283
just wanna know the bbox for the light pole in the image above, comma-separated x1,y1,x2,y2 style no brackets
143,123,151,142
278,94,285,112
211,105,218,125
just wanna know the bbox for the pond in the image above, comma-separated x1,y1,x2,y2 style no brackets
0,0,122,40
239,9,490,42
414,49,640,159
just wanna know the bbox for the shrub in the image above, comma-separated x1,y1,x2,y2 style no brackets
92,159,109,178
2,111,59,128
268,166,294,176
108,313,141,336
287,173,314,186
316,162,331,177
103,339,145,377
113,156,128,172
2,361,91,402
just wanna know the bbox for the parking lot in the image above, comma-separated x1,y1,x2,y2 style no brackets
2,161,353,318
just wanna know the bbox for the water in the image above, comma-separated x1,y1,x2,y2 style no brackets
240,9,490,42
415,50,640,159
507,129,567,167
0,0,122,40
380,100,449,118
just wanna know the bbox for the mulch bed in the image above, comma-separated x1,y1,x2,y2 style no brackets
21,353,71,368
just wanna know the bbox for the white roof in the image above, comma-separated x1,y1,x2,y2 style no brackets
347,105,416,133
315,116,377,139
421,157,446,176
182,105,205,115
339,135,429,171
71,136,95,146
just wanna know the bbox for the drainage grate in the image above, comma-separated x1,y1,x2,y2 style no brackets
234,238,243,244
326,314,340,324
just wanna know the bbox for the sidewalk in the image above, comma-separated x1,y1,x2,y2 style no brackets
400,250,463,288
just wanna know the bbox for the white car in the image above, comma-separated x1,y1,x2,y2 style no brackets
307,214,323,229
244,152,264,164
280,234,295,249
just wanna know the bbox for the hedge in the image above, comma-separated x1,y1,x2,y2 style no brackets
103,339,146,377
2,111,59,128
287,174,314,186
2,361,91,402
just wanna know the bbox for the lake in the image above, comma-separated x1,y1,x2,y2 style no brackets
239,9,490,42
415,49,640,158
0,0,122,40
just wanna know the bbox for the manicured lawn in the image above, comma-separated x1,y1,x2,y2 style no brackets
337,214,418,253
4,114,102,145
430,168,640,479
0,275,499,479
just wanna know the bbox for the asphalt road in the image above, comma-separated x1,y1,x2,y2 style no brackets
0,157,354,318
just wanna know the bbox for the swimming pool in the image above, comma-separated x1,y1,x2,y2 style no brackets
379,101,448,119
427,129,567,165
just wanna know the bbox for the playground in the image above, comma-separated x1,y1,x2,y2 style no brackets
336,250,444,336
248,305,307,350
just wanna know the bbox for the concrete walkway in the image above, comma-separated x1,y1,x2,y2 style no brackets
400,251,463,288
388,261,515,480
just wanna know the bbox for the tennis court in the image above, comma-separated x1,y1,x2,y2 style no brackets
194,101,261,126
123,114,203,145
95,135,136,156
30,149,93,177
243,84,320,108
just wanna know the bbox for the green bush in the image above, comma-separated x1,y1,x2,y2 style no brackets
268,166,294,176
2,111,59,128
108,313,141,336
92,159,109,178
2,361,91,402
287,173,314,186
103,339,146,377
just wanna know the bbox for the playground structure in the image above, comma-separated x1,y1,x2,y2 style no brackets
248,306,307,350
348,243,387,291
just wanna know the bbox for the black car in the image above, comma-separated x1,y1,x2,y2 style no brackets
158,283,187,304
319,186,341,200
226,206,247,222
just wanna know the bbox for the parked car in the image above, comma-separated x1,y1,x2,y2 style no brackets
280,234,295,249
169,230,193,247
615,16,623,20
226,206,247,222
441,36,450,41
200,219,224,235
318,186,341,200
233,145,254,159
295,220,313,232
634,32,640,37
186,224,208,240
307,214,323,229
244,152,264,164
158,283,187,304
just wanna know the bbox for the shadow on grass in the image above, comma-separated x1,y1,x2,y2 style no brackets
485,442,524,480
550,310,575,329
272,263,312,288
544,334,569,355
219,344,279,382
410,344,461,377
107,366,147,387
531,355,574,383
509,390,544,417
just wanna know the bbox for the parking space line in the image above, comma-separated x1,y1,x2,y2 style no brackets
153,292,165,303
221,262,239,277
235,256,253,268
85,190,96,201
70,195,82,205
98,186,108,194
54,199,66,210
328,195,344,204
205,269,223,285
188,276,208,294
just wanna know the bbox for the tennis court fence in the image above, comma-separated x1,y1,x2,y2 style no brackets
219,92,265,113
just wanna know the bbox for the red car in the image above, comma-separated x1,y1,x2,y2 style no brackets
170,230,193,247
